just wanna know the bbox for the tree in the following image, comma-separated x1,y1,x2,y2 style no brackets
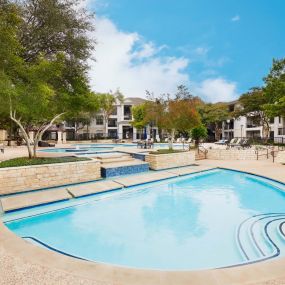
0,0,97,158
98,91,124,137
145,86,201,149
191,125,208,146
263,58,285,117
131,104,147,139
200,103,229,140
19,0,94,64
234,88,271,139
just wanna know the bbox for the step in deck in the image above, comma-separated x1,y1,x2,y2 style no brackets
113,171,178,187
166,166,214,176
67,181,122,198
0,189,71,212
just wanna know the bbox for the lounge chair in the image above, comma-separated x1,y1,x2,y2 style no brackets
228,138,239,148
215,139,228,145
240,139,251,148
186,138,192,143
230,138,242,148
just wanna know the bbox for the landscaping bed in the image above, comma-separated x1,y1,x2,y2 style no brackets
0,157,90,168
149,149,187,155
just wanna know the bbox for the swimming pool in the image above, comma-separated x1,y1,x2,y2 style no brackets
39,143,187,155
4,169,285,270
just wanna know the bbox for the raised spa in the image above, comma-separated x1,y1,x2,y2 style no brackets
4,169,285,270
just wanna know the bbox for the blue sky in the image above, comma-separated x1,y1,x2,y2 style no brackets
87,0,285,102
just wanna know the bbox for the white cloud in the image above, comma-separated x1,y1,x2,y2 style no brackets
86,14,238,102
88,17,189,97
194,47,209,56
194,78,238,103
231,15,240,22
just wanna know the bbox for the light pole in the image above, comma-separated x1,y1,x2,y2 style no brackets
240,124,244,139
226,119,230,139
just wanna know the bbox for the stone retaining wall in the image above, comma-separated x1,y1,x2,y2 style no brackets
206,148,266,160
145,151,195,170
276,151,285,164
0,160,101,195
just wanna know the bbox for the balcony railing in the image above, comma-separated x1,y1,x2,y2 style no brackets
124,114,132,120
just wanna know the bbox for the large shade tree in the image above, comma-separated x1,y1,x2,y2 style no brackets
0,0,98,157
233,88,271,140
263,58,285,117
97,91,124,137
144,86,201,149
199,103,229,140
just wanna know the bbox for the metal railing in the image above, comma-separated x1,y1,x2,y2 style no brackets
198,145,208,159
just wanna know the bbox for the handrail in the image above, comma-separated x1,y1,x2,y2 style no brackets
198,145,208,159
255,147,269,160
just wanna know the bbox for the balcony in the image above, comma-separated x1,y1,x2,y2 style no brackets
124,114,132,120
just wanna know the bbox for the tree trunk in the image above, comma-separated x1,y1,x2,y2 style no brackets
168,129,175,149
9,112,33,158
32,113,65,157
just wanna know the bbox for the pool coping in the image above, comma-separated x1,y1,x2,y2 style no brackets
1,166,285,284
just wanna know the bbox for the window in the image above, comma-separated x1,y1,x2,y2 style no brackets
278,128,285,135
108,129,118,138
108,118,117,127
124,105,132,120
96,116,103,125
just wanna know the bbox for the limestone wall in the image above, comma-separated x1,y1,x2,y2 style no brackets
0,160,101,195
276,151,285,164
145,151,195,170
206,148,268,160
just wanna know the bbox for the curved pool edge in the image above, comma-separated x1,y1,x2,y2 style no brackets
2,165,285,285
2,220,285,285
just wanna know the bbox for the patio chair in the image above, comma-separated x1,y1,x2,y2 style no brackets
240,139,251,149
228,138,239,148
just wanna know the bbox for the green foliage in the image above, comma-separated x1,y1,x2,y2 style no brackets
0,0,97,157
200,102,229,126
263,58,285,117
199,102,229,140
149,149,186,155
0,156,90,168
191,125,208,142
233,88,267,117
131,104,147,129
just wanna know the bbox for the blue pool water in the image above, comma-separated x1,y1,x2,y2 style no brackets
5,169,285,270
39,143,187,154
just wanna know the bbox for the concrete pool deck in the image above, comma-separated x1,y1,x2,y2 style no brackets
0,160,285,284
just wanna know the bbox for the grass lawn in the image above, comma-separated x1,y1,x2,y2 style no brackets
149,149,187,155
0,157,91,168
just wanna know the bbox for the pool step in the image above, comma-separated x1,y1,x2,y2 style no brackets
113,171,178,187
98,154,134,164
67,181,123,198
0,189,71,212
101,160,150,178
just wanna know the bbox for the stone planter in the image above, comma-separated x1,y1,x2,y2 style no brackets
145,151,195,170
0,160,101,195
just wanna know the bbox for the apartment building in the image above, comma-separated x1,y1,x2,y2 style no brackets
222,101,285,143
77,97,159,141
